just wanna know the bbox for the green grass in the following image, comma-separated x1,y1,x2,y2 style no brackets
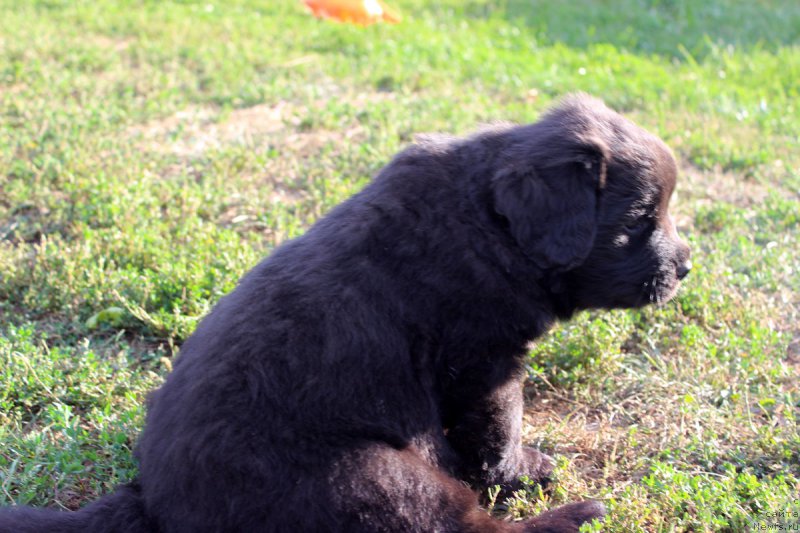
1,0,799,530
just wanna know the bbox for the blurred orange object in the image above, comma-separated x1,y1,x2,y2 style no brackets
303,0,401,25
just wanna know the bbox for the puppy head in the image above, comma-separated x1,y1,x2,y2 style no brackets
570,120,692,310
492,94,691,310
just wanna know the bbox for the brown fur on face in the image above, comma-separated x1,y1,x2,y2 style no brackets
0,95,689,533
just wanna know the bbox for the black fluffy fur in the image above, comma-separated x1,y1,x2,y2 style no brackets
0,95,690,533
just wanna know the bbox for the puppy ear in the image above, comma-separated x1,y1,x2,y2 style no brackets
492,138,608,271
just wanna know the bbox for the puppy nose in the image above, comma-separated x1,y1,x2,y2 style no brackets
677,260,692,280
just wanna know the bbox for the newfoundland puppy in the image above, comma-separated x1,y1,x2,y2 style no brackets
0,95,691,532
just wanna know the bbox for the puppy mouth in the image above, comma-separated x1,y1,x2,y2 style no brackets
642,274,680,306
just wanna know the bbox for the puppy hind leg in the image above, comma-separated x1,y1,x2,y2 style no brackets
330,445,601,533
523,501,606,532
330,445,519,533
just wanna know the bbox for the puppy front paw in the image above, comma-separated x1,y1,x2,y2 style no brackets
518,446,555,485
480,447,555,498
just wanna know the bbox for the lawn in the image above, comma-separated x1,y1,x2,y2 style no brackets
1,0,799,531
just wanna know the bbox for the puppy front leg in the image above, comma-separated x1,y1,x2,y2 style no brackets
445,374,553,491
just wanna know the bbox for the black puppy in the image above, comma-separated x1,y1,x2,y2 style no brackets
0,95,690,532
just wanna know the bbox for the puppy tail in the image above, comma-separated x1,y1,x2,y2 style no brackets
0,482,155,533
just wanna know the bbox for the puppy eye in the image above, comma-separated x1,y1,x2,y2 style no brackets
624,219,650,236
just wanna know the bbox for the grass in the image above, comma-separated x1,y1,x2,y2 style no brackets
1,0,798,530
